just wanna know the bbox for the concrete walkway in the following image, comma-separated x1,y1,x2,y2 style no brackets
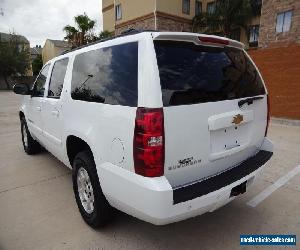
0,91,299,250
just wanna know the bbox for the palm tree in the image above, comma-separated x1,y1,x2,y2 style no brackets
193,0,255,38
63,25,78,47
63,13,96,47
74,13,96,45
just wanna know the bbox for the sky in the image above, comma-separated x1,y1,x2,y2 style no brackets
0,0,103,47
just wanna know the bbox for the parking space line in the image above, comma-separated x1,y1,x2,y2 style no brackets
247,165,300,207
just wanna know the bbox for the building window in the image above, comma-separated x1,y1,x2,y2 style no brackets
229,28,241,42
182,0,190,14
276,10,292,33
207,2,216,14
249,25,259,47
250,0,262,16
115,4,122,20
195,1,202,15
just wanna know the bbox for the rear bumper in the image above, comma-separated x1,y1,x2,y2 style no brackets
173,150,273,204
98,139,273,225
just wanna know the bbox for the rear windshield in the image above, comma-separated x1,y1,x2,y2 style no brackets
154,40,265,106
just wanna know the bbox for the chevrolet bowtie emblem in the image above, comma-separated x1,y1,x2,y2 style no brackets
232,114,244,125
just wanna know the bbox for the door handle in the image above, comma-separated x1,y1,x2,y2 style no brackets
51,110,59,117
36,106,41,111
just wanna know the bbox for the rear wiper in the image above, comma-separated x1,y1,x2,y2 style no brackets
238,96,264,107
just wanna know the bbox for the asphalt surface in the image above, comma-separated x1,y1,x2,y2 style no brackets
0,91,299,250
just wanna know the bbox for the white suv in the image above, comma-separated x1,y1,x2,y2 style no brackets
14,31,273,228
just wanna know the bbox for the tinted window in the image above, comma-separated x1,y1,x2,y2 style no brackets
33,64,50,97
154,41,265,106
71,42,138,106
48,58,69,98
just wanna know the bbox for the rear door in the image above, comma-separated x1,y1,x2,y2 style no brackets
42,57,69,158
154,39,267,187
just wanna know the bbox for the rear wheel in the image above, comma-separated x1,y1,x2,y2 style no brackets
72,150,113,228
21,117,41,155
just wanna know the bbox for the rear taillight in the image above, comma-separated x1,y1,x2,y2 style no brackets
265,95,270,136
133,108,164,177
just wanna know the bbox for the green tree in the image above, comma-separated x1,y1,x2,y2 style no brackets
99,30,112,40
32,54,43,76
63,25,79,46
0,33,30,89
193,0,254,38
63,13,96,47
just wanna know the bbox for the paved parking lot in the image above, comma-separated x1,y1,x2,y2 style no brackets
0,91,299,250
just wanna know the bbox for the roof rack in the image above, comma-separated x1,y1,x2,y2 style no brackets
60,28,154,55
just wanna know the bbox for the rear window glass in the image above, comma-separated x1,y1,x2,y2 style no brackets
154,40,265,106
71,42,138,106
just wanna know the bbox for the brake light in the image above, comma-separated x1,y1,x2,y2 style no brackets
198,37,229,45
265,95,270,136
133,108,164,177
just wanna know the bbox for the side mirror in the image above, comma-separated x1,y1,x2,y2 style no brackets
13,83,31,95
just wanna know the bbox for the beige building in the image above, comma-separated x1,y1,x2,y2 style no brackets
102,0,261,48
42,39,71,64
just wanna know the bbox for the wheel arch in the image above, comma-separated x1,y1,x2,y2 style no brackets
66,135,94,167
19,111,25,120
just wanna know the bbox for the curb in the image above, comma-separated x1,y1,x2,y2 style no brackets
271,117,300,126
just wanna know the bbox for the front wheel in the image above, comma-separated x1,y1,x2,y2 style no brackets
72,150,114,228
21,117,41,155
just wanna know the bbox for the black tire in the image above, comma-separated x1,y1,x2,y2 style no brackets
21,117,41,155
72,150,113,228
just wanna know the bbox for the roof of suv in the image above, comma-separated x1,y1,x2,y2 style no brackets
152,32,244,49
60,30,244,57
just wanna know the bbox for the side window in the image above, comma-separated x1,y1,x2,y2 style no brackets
32,64,50,97
71,42,138,107
48,58,69,98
